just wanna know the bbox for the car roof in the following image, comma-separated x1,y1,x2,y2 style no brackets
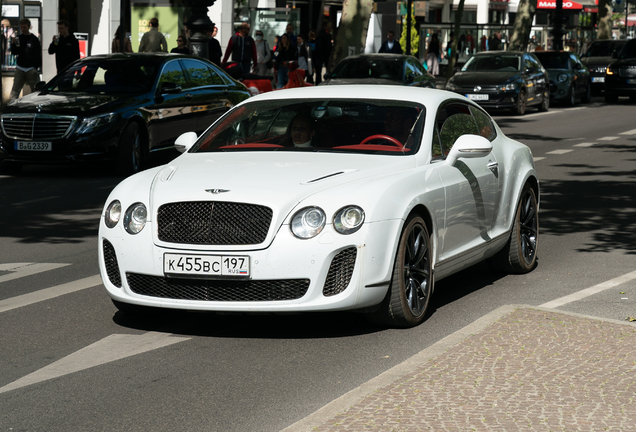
245,85,457,107
77,53,210,62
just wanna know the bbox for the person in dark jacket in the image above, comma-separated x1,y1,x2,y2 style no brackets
48,20,80,73
275,33,297,88
9,18,41,103
379,31,403,54
314,21,332,85
208,25,222,66
171,35,190,54
222,23,257,75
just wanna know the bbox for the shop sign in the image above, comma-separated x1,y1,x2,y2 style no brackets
537,0,584,9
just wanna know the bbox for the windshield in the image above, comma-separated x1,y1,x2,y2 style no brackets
534,53,569,69
619,41,636,59
43,57,162,94
585,40,626,57
461,55,520,72
191,99,425,155
330,58,404,81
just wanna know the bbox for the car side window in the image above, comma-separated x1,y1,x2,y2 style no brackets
434,103,479,158
158,60,188,90
408,59,423,77
181,59,225,87
569,54,581,69
470,106,497,142
404,61,416,80
523,56,534,71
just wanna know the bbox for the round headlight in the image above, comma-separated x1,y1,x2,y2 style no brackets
334,206,365,234
124,203,147,234
557,73,568,83
291,207,326,239
105,200,122,228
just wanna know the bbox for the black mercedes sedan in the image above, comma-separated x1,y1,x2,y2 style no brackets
319,54,436,89
604,39,636,103
445,51,549,115
0,53,251,175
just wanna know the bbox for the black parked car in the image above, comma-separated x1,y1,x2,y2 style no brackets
320,54,436,88
445,51,549,115
580,39,627,94
604,39,636,103
0,53,251,175
534,51,591,105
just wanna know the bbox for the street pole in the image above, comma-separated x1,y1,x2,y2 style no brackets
184,0,216,59
406,0,412,55
552,0,565,51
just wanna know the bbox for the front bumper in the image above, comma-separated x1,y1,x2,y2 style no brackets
605,76,636,97
99,218,402,313
448,89,519,109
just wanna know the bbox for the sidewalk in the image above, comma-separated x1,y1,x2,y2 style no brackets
284,305,636,431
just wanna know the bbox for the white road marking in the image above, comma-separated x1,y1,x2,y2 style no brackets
540,269,636,309
619,128,636,135
546,149,573,155
573,142,596,147
520,107,587,118
533,157,546,161
0,332,190,394
598,136,619,141
0,275,102,313
0,263,71,284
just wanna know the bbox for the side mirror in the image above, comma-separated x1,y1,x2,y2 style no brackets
446,134,493,167
159,82,182,95
34,81,46,92
174,132,198,153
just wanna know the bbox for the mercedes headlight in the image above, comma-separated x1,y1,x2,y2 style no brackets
104,200,122,228
124,202,147,234
76,113,116,134
333,206,365,235
557,73,568,83
291,207,326,239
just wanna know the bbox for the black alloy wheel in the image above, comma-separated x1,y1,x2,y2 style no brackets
567,86,576,106
369,215,433,328
489,184,539,274
117,123,143,176
538,87,550,112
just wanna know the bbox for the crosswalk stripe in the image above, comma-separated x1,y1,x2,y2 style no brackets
0,275,102,313
0,263,71,284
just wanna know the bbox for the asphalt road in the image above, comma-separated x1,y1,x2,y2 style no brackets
1,95,635,431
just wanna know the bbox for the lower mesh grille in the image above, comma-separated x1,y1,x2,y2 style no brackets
126,273,310,301
103,239,122,288
323,247,357,297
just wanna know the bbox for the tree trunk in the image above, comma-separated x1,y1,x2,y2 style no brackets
329,0,374,71
508,0,538,51
597,0,613,40
445,0,465,83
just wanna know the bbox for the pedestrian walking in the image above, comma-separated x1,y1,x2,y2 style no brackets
222,23,257,75
314,21,332,85
254,30,271,76
9,18,41,103
275,33,297,88
296,35,312,83
47,20,80,73
379,31,403,54
208,25,222,66
138,17,167,53
112,25,133,53
425,33,441,76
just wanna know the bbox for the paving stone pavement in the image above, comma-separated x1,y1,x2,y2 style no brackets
284,306,636,432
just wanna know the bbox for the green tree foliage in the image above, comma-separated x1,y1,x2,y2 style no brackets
400,6,420,56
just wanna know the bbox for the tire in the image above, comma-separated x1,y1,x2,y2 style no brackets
116,123,143,176
514,89,526,116
567,86,576,106
605,92,618,104
488,184,539,274
581,84,591,103
368,216,433,328
538,88,550,112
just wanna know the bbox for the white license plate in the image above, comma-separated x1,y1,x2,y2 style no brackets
628,79,636,85
467,94,489,101
592,77,605,83
15,141,52,151
164,253,250,278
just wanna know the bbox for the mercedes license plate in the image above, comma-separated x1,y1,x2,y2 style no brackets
15,141,52,151
164,253,250,278
467,94,489,101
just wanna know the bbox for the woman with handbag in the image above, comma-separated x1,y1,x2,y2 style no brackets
254,30,272,76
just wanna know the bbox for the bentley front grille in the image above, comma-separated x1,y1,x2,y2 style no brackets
157,201,273,245
323,247,357,297
1,114,77,140
103,239,122,288
127,273,310,301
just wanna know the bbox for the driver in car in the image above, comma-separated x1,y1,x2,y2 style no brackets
285,113,316,147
